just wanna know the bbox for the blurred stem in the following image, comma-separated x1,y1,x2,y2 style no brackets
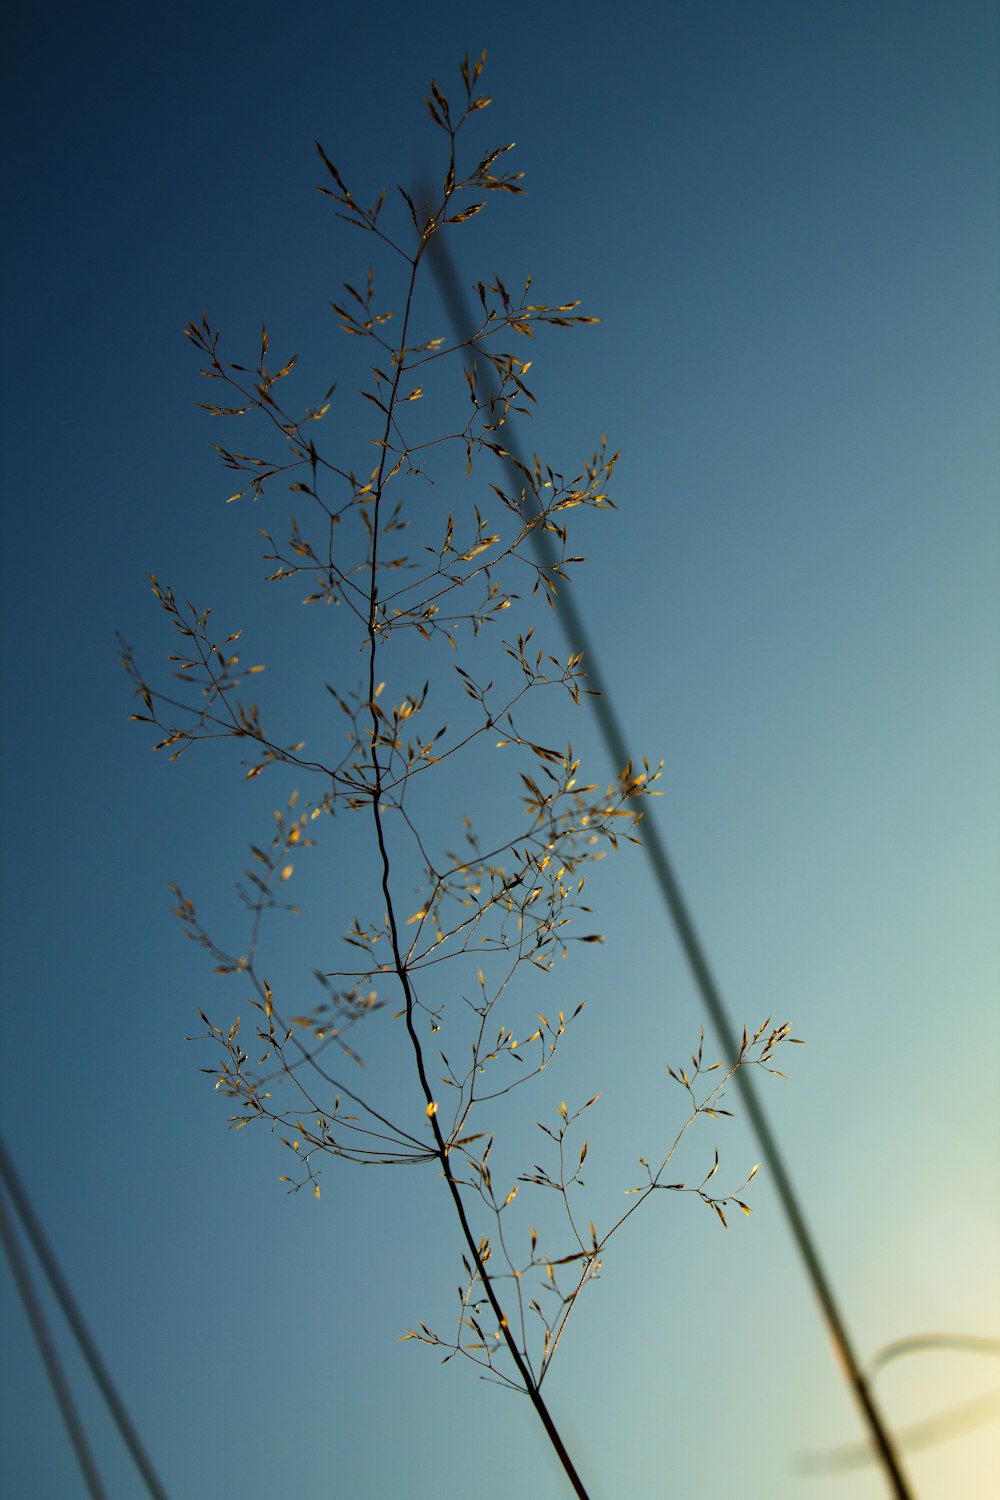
0,1132,170,1500
427,225,914,1500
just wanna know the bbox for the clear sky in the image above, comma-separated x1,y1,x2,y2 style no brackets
3,3,998,1497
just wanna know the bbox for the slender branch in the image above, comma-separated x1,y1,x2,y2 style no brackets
356,152,592,1496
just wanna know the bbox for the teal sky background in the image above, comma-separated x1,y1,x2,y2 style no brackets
3,3,998,1497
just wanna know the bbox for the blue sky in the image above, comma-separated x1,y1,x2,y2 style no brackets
3,3,998,1496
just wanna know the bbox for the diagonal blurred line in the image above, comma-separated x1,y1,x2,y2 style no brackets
0,1175,108,1500
425,226,914,1499
869,1332,1000,1375
0,1132,171,1500
801,1333,1000,1471
797,1388,1000,1472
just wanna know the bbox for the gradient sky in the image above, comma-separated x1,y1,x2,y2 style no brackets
3,3,998,1497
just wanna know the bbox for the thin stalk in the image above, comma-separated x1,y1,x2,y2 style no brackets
0,1178,107,1500
0,1133,171,1500
360,217,592,1499
372,795,591,1500
426,229,913,1500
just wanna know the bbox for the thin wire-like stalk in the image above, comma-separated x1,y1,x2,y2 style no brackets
359,215,592,1499
426,228,914,1500
372,798,592,1500
0,1178,108,1500
0,1133,171,1500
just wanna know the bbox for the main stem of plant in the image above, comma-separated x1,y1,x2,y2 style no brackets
362,240,592,1500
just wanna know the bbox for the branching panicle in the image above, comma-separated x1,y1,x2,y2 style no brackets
123,55,797,1500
